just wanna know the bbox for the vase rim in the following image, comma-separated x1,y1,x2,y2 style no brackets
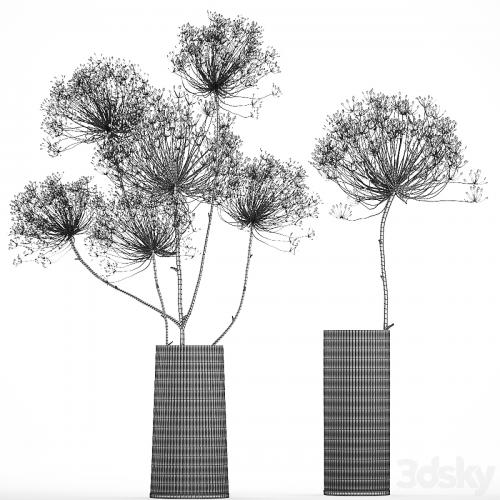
324,329,390,333
155,344,224,349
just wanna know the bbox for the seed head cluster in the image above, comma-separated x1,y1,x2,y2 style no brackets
313,91,466,208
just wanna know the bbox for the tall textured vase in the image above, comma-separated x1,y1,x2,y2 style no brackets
150,345,229,499
324,330,390,496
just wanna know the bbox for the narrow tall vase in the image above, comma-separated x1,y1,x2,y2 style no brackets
324,330,390,496
150,345,229,499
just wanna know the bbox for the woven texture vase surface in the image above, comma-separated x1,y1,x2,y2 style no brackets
324,330,390,496
150,345,229,499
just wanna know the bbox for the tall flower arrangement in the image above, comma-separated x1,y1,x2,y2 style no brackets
10,13,318,346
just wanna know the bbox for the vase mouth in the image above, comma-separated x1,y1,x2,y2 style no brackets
324,329,390,333
324,491,390,496
155,344,224,350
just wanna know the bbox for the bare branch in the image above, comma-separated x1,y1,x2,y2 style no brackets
152,253,170,344
212,227,254,345
70,238,179,325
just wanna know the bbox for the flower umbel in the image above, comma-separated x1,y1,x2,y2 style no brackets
9,174,97,266
222,153,318,249
330,202,352,220
42,57,159,155
312,91,466,208
171,12,279,114
465,185,486,203
108,90,241,204
87,191,187,274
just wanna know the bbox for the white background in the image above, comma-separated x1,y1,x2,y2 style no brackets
1,0,499,498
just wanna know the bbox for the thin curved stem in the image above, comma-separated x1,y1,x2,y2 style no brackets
175,225,185,345
419,199,470,203
379,194,396,331
349,206,385,221
70,239,180,326
212,227,254,345
448,180,487,186
185,203,214,321
185,97,220,323
112,160,134,215
152,253,169,344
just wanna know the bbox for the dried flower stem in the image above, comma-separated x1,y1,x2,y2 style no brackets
70,238,179,324
186,202,214,321
117,170,133,212
213,227,253,345
379,194,395,330
185,97,219,323
174,224,185,345
152,253,169,344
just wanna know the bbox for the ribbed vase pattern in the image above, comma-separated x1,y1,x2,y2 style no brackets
324,330,390,496
150,345,229,499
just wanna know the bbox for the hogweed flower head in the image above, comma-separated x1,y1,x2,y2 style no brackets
312,91,466,208
222,153,318,250
104,90,241,205
87,191,191,274
9,174,97,266
42,56,159,155
171,12,280,115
